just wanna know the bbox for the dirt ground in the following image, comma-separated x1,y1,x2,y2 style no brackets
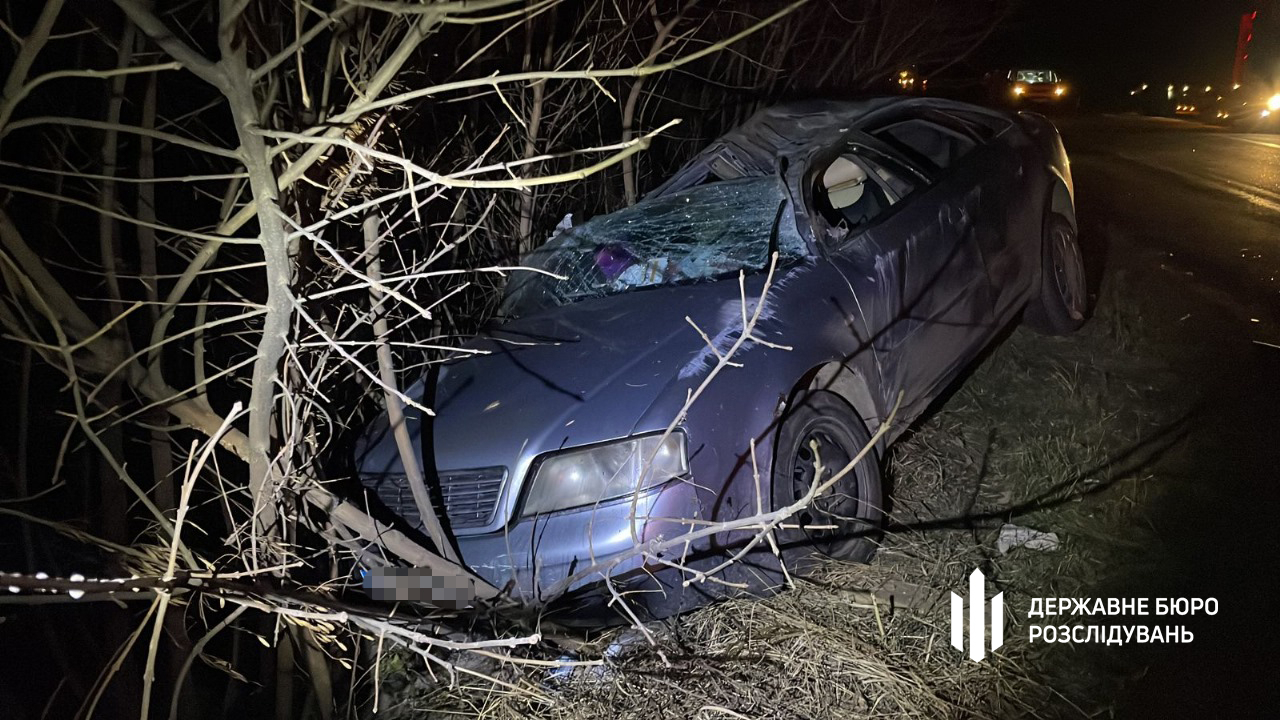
370,205,1280,718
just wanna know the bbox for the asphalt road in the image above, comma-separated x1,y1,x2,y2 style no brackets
1061,114,1280,329
1055,114,1280,717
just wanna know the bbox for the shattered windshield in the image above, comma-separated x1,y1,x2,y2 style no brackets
501,177,806,317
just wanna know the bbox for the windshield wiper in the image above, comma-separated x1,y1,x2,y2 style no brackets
764,158,791,270
765,197,787,269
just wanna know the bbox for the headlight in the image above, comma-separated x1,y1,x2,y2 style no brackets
521,432,688,516
1267,94,1280,112
1054,85,1066,96
1012,84,1026,96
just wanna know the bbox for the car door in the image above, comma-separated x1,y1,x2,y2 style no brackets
875,111,1034,324
935,111,1039,321
816,137,995,417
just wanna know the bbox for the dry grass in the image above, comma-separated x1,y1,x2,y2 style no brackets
373,273,1192,720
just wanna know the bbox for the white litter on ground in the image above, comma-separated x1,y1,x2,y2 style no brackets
996,524,1060,554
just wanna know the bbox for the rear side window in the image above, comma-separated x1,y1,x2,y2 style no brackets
943,110,1011,142
872,119,976,174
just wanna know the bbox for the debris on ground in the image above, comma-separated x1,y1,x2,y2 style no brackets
996,524,1061,554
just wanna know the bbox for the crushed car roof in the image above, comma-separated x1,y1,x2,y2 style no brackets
651,96,1004,197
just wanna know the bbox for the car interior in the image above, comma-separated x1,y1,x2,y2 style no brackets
815,148,915,234
821,156,889,227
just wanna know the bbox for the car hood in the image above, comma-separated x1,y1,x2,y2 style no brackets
432,277,771,471
352,272,789,533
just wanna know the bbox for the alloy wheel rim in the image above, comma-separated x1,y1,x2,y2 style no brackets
1051,226,1086,320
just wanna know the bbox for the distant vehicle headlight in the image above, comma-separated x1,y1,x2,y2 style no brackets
1267,94,1280,112
521,431,688,516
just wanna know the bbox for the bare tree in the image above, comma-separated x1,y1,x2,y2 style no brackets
0,0,1006,716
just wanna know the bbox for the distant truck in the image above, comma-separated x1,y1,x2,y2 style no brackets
1127,82,1278,129
1221,82,1280,130
1226,8,1280,130
1128,83,1219,119
1125,8,1279,129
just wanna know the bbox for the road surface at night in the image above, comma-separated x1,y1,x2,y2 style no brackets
1063,114,1280,328
1057,114,1280,717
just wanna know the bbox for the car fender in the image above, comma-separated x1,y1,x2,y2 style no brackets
626,262,886,535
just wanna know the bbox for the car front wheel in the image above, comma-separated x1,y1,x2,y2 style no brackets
771,390,883,568
1025,214,1087,334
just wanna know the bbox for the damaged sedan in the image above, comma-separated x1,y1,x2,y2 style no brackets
355,97,1087,619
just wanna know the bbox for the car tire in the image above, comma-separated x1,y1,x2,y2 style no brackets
1024,214,1087,335
771,390,882,568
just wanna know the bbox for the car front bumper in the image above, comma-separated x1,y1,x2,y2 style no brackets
456,481,692,604
1013,92,1069,103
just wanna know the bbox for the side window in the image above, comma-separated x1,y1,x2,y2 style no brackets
945,110,1009,142
814,150,916,233
871,119,977,174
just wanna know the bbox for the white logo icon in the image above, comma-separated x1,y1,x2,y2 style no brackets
951,568,1004,661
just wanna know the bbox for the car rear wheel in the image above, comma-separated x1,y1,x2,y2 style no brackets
1025,214,1087,335
771,390,882,567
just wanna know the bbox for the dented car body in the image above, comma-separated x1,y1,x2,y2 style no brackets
355,97,1084,617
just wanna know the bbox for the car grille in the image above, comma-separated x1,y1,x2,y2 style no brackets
369,467,507,531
